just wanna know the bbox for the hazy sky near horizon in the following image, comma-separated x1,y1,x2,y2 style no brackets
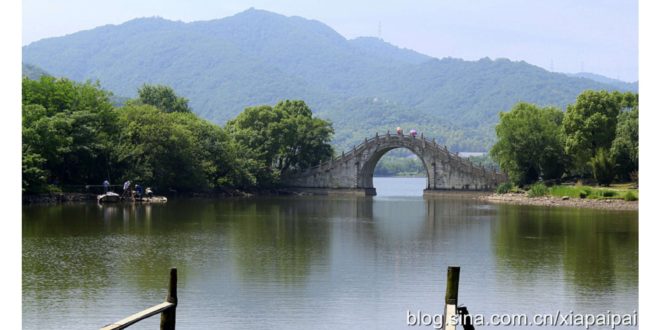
22,0,639,82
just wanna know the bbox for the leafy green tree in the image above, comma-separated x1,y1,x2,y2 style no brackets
562,90,622,175
22,76,119,191
610,107,638,180
133,84,191,113
22,77,263,194
274,100,334,172
590,148,616,186
115,105,210,192
226,100,334,184
169,112,259,189
490,103,566,185
22,150,48,193
612,91,639,110
114,104,258,192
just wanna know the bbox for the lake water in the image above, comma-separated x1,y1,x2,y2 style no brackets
22,178,638,329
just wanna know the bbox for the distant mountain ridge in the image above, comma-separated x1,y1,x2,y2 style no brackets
22,8,637,151
22,63,50,80
566,72,638,91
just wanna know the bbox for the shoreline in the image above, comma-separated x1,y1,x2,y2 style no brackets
21,189,298,205
480,192,638,211
23,190,639,211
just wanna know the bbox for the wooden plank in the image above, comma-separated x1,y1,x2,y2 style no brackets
100,302,175,330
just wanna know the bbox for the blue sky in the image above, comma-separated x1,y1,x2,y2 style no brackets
22,0,638,82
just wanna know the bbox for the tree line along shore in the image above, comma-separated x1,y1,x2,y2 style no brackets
22,76,638,208
22,76,334,196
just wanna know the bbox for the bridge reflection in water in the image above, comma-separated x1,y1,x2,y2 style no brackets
282,132,507,195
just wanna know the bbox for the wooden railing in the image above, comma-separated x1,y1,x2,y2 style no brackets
101,268,178,330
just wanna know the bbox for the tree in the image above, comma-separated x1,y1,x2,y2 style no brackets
610,106,638,181
226,100,334,185
562,90,622,176
114,103,258,192
591,148,616,186
22,149,48,193
490,103,566,185
133,84,191,113
169,111,259,189
273,100,334,173
22,77,263,194
115,105,211,192
22,76,119,191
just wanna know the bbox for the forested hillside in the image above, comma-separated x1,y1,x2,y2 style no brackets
22,8,637,151
22,63,50,80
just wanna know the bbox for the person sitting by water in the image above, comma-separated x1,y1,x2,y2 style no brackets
103,179,110,193
146,187,153,198
135,184,143,198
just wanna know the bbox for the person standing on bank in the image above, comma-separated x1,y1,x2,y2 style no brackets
122,180,131,198
135,184,143,199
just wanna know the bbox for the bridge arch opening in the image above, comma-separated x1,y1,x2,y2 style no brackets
362,147,431,195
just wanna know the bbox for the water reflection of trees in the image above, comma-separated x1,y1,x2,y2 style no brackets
227,197,336,285
23,201,216,294
493,205,638,294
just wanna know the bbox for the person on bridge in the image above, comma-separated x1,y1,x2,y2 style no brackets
396,127,403,135
103,179,110,193
410,129,417,138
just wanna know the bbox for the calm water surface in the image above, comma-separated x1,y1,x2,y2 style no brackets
23,178,638,329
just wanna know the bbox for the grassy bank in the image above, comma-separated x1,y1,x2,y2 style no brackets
497,182,638,201
547,183,638,201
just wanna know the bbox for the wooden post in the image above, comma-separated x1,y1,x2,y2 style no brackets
160,268,177,330
444,266,460,330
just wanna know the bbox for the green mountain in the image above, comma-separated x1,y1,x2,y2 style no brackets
567,72,638,92
22,63,50,80
22,8,636,151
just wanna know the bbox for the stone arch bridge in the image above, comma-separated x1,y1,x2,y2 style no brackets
282,132,507,196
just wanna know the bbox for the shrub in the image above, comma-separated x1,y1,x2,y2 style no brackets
496,182,514,194
602,190,617,198
623,191,638,201
579,190,589,199
527,182,548,197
